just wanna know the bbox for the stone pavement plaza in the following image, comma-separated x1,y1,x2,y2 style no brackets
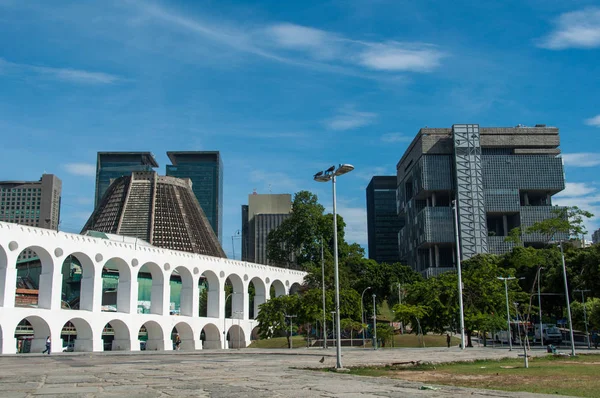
0,347,571,398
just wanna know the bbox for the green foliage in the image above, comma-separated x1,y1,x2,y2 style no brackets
571,298,600,331
376,323,395,346
256,294,301,348
504,227,523,246
527,206,593,241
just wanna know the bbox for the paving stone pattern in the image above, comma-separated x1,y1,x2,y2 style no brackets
0,347,571,397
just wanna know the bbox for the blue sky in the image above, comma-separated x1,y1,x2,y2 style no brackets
1,0,599,256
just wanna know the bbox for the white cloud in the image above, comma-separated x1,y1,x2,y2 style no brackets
562,153,600,167
539,8,600,50
381,132,412,143
248,169,300,193
337,206,368,246
63,163,96,177
358,43,444,72
553,182,600,237
354,166,389,182
556,182,596,197
585,114,600,127
266,23,338,60
324,107,377,131
0,57,120,85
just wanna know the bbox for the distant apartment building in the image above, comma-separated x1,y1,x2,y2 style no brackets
241,193,292,265
396,124,565,277
366,176,401,264
166,152,223,243
0,174,62,259
593,229,600,245
95,152,158,208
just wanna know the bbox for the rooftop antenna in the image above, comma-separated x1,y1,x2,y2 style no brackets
268,184,272,194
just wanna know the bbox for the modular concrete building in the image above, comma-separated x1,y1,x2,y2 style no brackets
0,174,62,260
82,171,225,258
366,176,401,264
396,124,565,277
241,193,292,265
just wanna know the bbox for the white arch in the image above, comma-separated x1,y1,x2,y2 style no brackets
171,266,194,317
249,277,266,319
289,282,302,295
201,323,221,349
227,324,246,349
62,317,94,352
172,321,195,351
0,244,8,307
103,258,133,314
139,320,166,351
225,273,244,321
18,246,55,309
137,262,166,315
201,271,220,318
62,252,97,311
16,315,51,353
270,279,286,298
104,319,131,351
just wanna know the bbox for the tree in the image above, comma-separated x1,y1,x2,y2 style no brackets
256,294,301,348
527,206,593,242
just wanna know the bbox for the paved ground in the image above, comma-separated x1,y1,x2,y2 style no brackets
0,347,573,398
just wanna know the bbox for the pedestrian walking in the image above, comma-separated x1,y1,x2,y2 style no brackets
592,329,598,349
446,333,451,348
42,336,51,355
175,333,181,351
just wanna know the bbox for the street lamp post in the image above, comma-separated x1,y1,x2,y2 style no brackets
361,287,371,348
314,164,354,370
498,276,516,351
285,314,297,349
537,267,545,347
330,311,336,346
321,237,327,349
372,293,377,350
234,310,243,349
451,200,466,351
223,292,237,349
575,289,591,349
559,242,576,356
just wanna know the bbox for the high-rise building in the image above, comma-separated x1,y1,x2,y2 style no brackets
241,193,292,265
82,171,225,257
0,174,62,259
366,176,401,264
166,152,223,243
95,152,158,208
593,229,600,245
396,124,565,277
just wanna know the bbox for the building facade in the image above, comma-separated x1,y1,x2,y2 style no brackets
396,124,565,277
0,174,62,259
166,152,223,243
241,193,292,265
82,171,225,257
593,229,600,245
95,152,158,208
366,176,401,264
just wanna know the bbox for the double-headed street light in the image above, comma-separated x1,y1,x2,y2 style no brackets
360,287,371,348
314,164,354,370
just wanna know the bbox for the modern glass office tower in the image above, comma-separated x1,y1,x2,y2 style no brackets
396,124,565,277
241,193,292,265
366,176,401,264
95,152,158,208
166,152,223,243
593,229,600,245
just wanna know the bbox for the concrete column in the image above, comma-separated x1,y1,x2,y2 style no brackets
208,287,221,318
112,337,136,351
80,266,101,312
0,334,16,354
432,193,436,207
253,294,265,319
232,291,244,320
39,262,61,310
524,193,529,206
145,338,169,351
74,338,102,352
180,282,196,317
435,245,440,268
428,247,433,268
118,278,138,314
151,276,169,315
0,266,17,308
502,215,508,237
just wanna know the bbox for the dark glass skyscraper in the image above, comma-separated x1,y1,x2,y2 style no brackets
366,176,401,264
95,152,158,208
166,152,223,243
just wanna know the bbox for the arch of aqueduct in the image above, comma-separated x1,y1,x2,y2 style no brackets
0,222,306,354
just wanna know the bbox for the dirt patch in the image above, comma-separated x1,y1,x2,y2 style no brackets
389,371,492,383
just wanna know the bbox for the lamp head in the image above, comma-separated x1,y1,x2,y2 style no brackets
335,164,354,176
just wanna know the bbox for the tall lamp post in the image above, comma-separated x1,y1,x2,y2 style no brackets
372,294,377,350
514,302,529,368
361,287,371,348
537,267,545,347
314,163,354,370
498,276,516,351
321,237,327,349
558,242,576,356
574,289,591,349
223,292,237,349
451,200,466,350
285,314,297,349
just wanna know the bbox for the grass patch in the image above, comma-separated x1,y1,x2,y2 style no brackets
345,354,600,397
389,334,460,348
248,336,307,349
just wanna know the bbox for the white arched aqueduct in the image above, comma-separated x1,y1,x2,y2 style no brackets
0,222,305,354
